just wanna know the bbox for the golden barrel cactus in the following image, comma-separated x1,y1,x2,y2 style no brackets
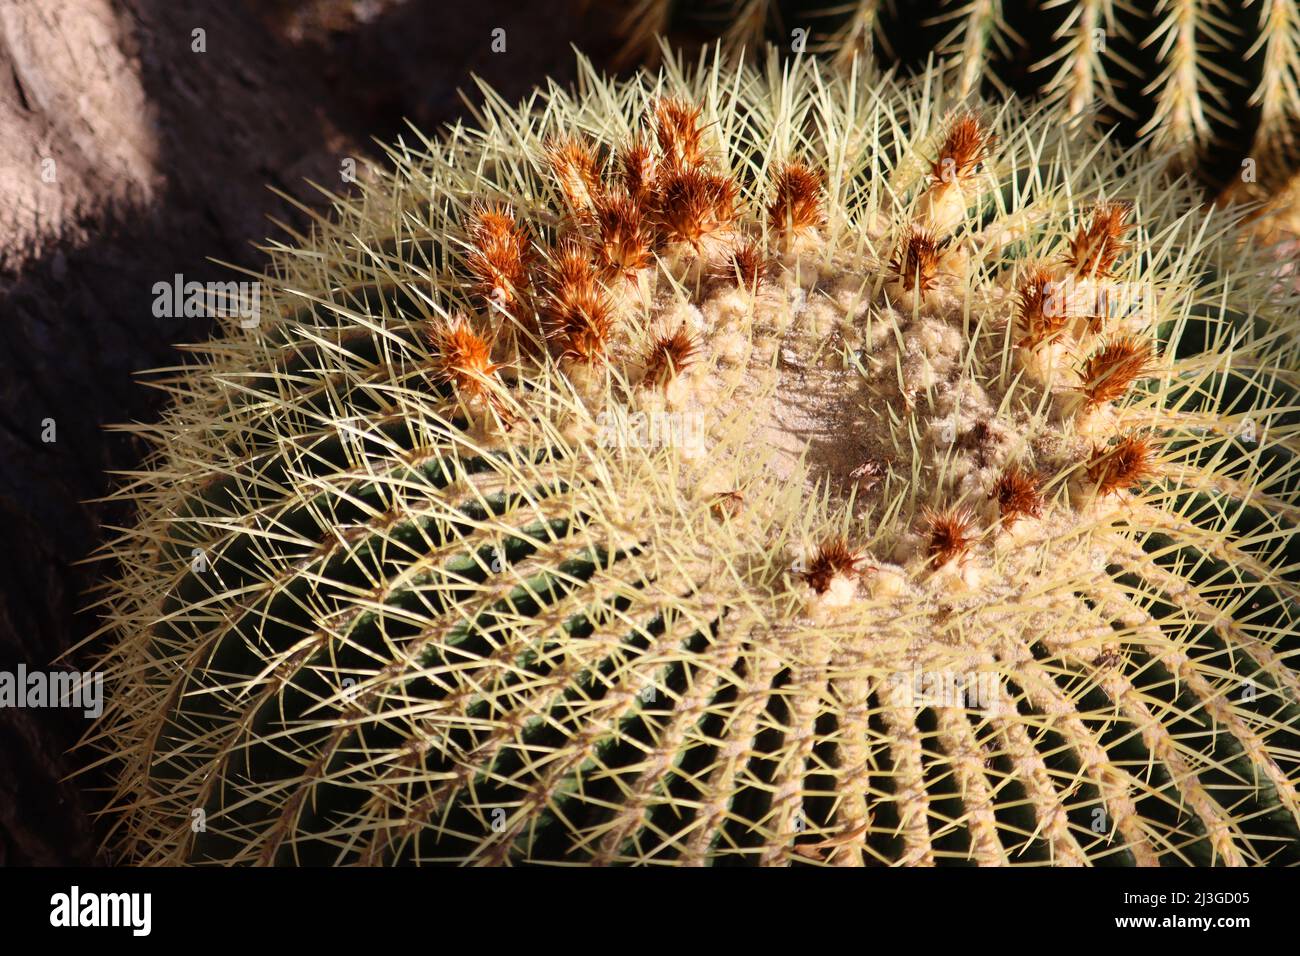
85,50,1300,865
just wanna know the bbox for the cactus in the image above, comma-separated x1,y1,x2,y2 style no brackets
83,49,1300,866
612,1,1300,195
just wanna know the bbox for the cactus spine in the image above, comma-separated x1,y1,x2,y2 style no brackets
613,1,1300,196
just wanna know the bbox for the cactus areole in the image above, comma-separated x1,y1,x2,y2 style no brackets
86,52,1300,866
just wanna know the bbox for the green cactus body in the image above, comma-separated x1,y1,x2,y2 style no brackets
615,1,1300,193
86,51,1300,865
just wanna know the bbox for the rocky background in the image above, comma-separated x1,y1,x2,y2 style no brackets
0,0,618,866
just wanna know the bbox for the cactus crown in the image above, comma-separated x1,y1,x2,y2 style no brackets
84,49,1300,866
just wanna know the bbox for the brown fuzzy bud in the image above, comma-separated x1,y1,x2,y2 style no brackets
768,161,825,239
464,202,532,308
1067,201,1134,278
654,97,706,171
990,466,1043,523
1086,433,1155,495
930,111,995,187
890,227,944,299
657,167,738,250
1077,335,1154,409
803,538,865,594
923,505,978,567
641,326,700,389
